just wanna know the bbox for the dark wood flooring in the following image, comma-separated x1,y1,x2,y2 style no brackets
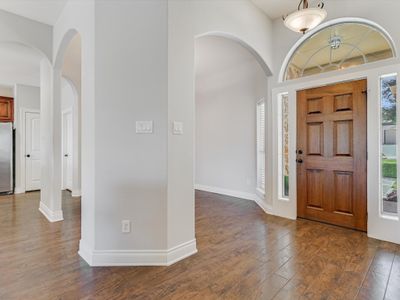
0,190,399,299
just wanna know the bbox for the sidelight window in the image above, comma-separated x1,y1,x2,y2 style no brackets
380,74,398,216
278,93,290,198
257,100,266,194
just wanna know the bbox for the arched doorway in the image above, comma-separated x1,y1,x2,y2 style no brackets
0,41,51,204
0,42,50,198
194,33,271,210
61,77,80,197
50,29,82,222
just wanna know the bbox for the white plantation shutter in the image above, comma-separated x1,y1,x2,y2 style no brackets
257,101,266,193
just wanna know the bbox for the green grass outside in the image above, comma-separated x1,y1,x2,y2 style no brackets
382,159,397,178
284,175,289,197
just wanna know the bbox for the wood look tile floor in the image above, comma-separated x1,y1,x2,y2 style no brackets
0,190,399,300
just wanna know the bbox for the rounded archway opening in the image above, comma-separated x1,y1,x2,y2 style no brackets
0,41,50,196
280,18,397,82
194,34,270,204
55,30,82,214
61,76,80,197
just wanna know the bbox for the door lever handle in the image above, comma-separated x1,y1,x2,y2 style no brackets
26,154,30,158
296,159,303,163
64,154,69,157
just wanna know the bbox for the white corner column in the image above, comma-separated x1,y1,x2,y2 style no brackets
39,59,63,222
72,86,81,198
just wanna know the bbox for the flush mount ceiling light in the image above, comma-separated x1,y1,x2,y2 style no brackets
283,0,327,34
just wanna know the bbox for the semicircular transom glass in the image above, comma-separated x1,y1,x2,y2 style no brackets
285,22,395,81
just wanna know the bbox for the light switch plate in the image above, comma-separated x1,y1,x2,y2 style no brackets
173,121,183,135
122,220,131,233
136,121,153,134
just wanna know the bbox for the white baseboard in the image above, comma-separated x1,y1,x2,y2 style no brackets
166,239,198,265
78,239,94,266
195,184,274,215
71,189,81,197
255,197,273,214
79,239,197,267
195,184,258,201
14,187,25,194
39,201,64,222
368,230,400,245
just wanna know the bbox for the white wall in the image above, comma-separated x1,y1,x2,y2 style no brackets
94,0,168,251
61,78,73,111
14,84,40,193
14,84,40,117
0,43,42,87
168,0,273,249
0,85,13,97
62,34,81,94
0,9,52,60
195,36,267,197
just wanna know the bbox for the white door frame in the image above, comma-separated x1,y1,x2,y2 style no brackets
19,108,40,193
62,108,73,191
271,63,400,245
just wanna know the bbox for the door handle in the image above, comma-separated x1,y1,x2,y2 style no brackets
26,154,30,158
64,154,69,157
296,159,303,163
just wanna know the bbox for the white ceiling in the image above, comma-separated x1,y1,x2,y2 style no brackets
251,0,389,20
0,0,294,24
0,0,390,26
250,0,299,20
0,0,67,25
0,0,291,24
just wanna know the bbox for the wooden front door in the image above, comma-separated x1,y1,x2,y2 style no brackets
297,79,367,231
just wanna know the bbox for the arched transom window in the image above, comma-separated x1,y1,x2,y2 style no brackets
285,21,395,81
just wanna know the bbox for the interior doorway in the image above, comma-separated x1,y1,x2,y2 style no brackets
296,79,367,231
62,109,73,191
25,111,40,191
194,35,269,201
59,33,81,199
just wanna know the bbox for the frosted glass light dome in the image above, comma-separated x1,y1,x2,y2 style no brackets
284,8,327,34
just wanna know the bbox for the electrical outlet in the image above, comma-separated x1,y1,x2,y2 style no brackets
122,220,131,233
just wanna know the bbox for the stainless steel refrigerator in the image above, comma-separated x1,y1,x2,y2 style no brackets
0,122,13,194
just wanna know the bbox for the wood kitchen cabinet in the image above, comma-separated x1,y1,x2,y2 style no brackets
0,97,13,122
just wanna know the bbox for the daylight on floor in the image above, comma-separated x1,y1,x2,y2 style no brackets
0,0,399,299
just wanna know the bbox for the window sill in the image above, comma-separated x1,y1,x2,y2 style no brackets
278,197,290,202
380,213,399,221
